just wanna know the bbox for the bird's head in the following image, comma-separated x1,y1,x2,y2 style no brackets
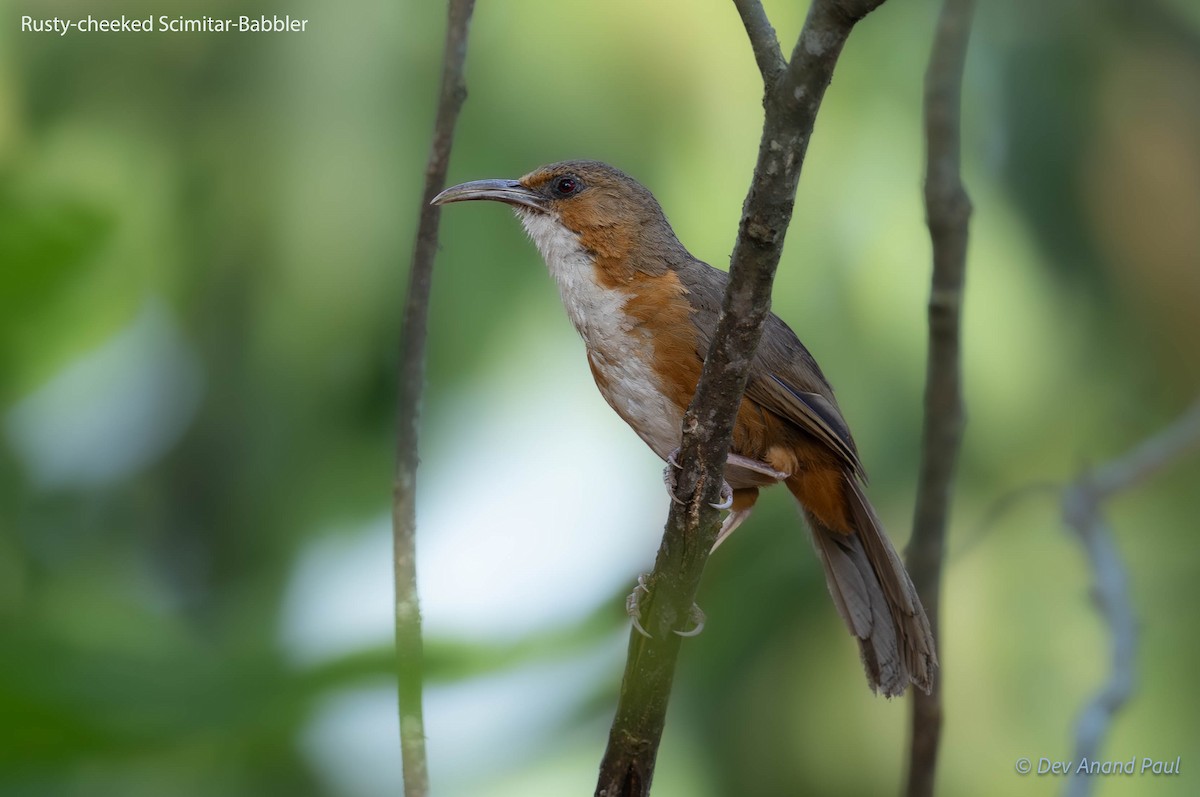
432,161,679,264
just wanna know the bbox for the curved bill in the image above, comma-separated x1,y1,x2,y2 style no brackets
431,179,546,212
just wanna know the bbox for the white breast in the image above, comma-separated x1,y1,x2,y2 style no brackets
516,210,682,459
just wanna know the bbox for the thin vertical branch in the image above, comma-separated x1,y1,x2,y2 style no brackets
394,1,476,795
905,0,974,795
1061,398,1200,797
595,1,889,794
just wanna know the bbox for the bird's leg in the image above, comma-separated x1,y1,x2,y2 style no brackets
711,506,753,552
625,573,707,639
663,447,735,510
662,449,685,505
711,487,760,553
642,455,771,638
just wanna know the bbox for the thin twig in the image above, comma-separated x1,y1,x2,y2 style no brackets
394,2,476,795
1084,400,1200,499
905,0,974,795
595,2,889,795
950,481,1060,564
732,0,786,85
1060,397,1200,797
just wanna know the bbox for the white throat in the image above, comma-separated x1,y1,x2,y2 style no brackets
514,208,682,460
515,210,630,342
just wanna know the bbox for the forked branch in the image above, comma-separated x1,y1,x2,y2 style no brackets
1061,398,1200,797
595,1,890,794
732,0,786,84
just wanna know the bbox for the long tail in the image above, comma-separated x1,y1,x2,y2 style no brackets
791,474,937,697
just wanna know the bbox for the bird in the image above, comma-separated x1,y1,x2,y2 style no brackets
432,160,936,697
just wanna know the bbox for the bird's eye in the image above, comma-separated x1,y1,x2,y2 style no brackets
551,176,579,197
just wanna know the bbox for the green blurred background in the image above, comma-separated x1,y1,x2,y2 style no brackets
3,0,1200,795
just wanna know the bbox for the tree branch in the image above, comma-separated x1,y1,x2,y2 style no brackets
732,0,786,85
394,2,475,795
1079,399,1200,501
1060,397,1200,797
905,0,974,795
595,2,889,794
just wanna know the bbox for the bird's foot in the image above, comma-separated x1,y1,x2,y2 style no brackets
676,603,707,637
710,480,733,511
625,573,707,638
625,574,653,638
662,449,685,505
662,448,734,511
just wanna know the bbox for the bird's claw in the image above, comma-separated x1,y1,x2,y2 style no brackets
709,480,734,511
665,449,733,511
625,574,707,639
662,449,685,505
626,574,653,638
674,604,707,638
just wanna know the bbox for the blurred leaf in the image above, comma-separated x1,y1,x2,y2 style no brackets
0,185,112,398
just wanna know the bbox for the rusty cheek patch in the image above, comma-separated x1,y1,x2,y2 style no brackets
572,224,636,286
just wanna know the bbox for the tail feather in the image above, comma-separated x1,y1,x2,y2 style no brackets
809,528,873,639
796,476,937,697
